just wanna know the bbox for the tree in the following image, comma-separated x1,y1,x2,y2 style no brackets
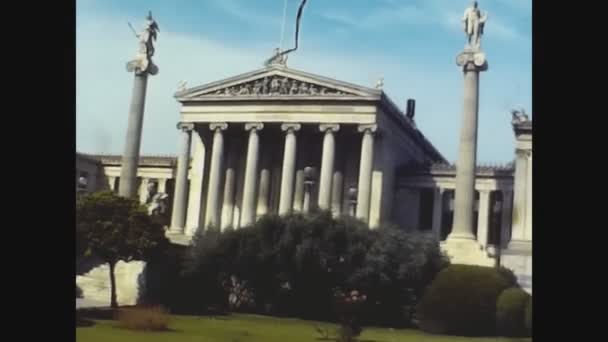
76,191,169,308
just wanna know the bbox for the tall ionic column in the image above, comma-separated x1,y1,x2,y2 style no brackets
278,123,301,215
169,123,194,234
356,124,377,223
448,49,488,241
476,190,491,248
240,123,264,227
204,123,228,229
509,149,529,248
431,188,445,239
318,124,340,210
119,12,160,198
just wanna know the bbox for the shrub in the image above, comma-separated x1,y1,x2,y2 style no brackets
524,298,532,335
416,265,514,336
496,287,531,336
115,305,170,331
76,284,83,298
182,210,447,326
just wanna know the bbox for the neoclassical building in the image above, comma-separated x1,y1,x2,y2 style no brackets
76,65,532,300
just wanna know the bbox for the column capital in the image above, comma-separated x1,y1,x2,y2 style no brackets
209,122,228,131
281,123,301,132
319,124,340,133
357,124,378,134
456,51,489,72
177,122,194,132
245,122,264,131
515,148,531,158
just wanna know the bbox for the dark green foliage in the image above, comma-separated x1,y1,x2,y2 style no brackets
76,191,169,307
416,265,514,336
496,287,531,337
524,298,532,335
181,210,447,326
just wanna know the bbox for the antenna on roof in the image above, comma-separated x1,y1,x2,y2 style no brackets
265,0,309,66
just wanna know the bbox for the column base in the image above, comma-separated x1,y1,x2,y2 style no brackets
446,231,476,241
506,239,532,253
441,238,496,267
500,244,532,294
164,230,192,246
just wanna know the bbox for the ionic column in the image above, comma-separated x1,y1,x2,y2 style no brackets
169,123,194,234
525,152,532,241
278,123,301,215
500,190,513,248
292,170,305,212
476,190,491,248
221,167,236,230
158,178,167,194
256,169,271,217
139,178,149,204
432,188,445,239
204,123,228,229
331,170,344,217
509,149,529,248
108,176,116,191
318,124,340,210
356,124,377,223
240,123,263,227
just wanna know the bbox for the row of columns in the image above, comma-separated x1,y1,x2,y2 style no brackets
169,122,378,235
430,187,514,248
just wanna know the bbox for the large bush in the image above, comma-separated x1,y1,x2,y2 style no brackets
416,265,515,336
496,287,531,337
180,210,447,326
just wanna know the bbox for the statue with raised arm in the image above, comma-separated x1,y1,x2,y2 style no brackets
127,11,160,75
462,1,488,50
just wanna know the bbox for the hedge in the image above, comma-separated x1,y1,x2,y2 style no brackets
496,287,531,337
416,265,515,336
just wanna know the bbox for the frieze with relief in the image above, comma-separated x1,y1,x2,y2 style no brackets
204,76,356,97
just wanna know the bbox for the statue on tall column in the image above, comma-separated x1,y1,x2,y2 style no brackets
462,1,488,50
127,11,160,75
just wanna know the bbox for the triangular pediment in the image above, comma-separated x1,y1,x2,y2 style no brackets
175,66,381,101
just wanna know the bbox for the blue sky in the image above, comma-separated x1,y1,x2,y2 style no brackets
77,0,531,163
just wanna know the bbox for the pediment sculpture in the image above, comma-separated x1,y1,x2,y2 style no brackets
204,76,355,97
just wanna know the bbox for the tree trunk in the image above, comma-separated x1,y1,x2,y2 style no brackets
109,261,118,308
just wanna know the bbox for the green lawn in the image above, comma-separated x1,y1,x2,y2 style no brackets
77,313,531,342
